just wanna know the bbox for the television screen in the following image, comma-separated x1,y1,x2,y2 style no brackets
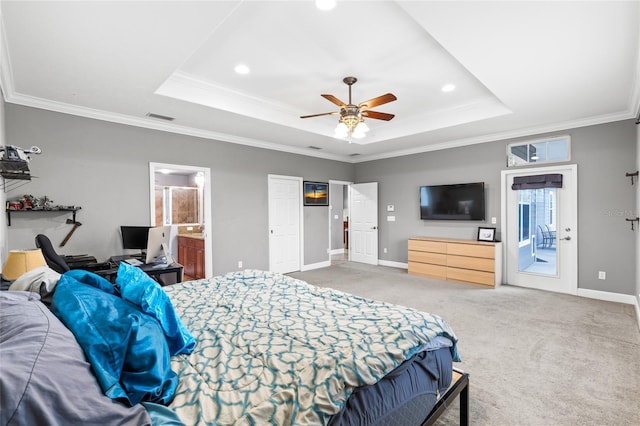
420,182,485,221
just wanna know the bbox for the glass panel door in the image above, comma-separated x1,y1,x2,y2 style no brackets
503,165,577,295
517,188,557,276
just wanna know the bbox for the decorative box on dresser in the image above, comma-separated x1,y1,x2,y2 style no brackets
408,237,502,287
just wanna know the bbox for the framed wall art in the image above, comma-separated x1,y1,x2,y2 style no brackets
303,181,329,206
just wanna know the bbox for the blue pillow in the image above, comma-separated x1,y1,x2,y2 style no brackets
52,275,177,406
65,268,117,295
116,262,195,355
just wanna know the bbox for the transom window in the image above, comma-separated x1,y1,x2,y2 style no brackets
507,135,571,167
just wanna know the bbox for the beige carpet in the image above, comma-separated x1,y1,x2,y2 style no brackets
290,261,640,426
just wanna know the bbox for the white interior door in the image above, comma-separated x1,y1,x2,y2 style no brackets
349,182,378,265
502,165,577,294
268,175,302,273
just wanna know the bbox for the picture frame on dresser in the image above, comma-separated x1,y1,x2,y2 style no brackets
477,227,496,242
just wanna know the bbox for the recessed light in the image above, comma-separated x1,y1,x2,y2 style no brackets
441,84,456,92
316,0,336,11
234,64,250,75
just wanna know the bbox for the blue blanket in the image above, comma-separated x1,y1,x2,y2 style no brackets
51,266,194,406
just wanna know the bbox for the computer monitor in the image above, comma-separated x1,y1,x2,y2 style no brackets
145,226,171,265
120,226,151,258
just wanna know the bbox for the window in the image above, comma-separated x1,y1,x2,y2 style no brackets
507,135,570,167
518,191,531,246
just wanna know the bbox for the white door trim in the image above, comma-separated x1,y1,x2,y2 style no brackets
500,164,578,294
149,162,213,278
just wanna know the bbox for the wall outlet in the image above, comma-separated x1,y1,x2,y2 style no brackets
383,248,388,253
598,271,606,280
491,217,497,224
238,260,243,269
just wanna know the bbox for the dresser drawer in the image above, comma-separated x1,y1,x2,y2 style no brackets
408,239,447,253
408,250,447,266
408,262,447,280
447,254,495,272
447,267,495,286
447,242,494,259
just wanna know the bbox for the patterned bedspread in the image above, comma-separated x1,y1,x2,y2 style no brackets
164,270,459,425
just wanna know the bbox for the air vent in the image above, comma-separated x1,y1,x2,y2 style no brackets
146,112,175,121
308,146,322,150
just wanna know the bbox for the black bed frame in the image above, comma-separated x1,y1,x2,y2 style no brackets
422,369,469,426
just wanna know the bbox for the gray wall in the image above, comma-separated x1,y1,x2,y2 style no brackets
355,120,638,296
4,101,638,297
5,104,354,275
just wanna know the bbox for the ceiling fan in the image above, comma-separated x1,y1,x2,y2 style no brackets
300,76,397,140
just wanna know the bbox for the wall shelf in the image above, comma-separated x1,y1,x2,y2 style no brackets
6,207,81,226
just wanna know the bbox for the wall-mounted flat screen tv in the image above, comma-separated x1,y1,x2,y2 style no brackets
419,182,486,221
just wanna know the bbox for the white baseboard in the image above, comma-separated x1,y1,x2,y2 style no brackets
378,259,408,269
301,260,331,271
329,248,346,255
577,288,638,305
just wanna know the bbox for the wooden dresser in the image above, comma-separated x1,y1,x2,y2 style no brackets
408,237,502,287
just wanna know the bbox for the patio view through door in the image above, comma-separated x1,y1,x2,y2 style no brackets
502,165,577,294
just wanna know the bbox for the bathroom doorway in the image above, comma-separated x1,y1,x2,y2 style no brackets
149,162,213,278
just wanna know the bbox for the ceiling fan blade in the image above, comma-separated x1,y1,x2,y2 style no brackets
321,94,348,108
358,93,397,110
362,110,395,121
300,111,339,119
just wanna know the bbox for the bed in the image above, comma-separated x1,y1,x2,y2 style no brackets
1,267,462,425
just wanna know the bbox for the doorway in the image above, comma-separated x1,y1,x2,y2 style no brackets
329,180,351,265
149,162,213,278
502,165,577,294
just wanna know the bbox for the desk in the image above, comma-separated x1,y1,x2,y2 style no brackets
103,256,183,286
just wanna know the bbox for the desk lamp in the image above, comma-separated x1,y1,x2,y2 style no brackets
1,249,47,281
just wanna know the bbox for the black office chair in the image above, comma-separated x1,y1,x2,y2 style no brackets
35,234,71,274
35,234,112,274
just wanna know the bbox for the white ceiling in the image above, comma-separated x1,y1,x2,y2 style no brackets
1,1,638,163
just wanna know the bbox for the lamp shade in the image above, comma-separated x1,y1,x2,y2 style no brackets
2,249,47,280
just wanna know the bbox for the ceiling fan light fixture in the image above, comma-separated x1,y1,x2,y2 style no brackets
334,122,348,137
301,76,396,142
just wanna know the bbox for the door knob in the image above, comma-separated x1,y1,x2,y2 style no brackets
372,226,378,230
560,236,571,241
